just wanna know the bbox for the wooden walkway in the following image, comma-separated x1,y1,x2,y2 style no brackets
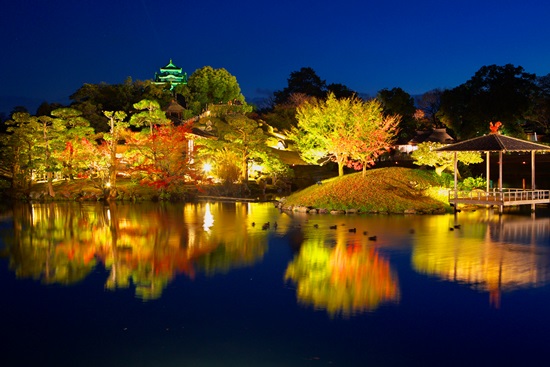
448,189,550,212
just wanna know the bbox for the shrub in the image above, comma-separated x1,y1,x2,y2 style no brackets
459,176,487,190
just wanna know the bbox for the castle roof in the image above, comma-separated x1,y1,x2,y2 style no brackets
160,59,182,72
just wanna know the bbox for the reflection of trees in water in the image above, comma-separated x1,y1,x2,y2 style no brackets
3,202,269,300
190,202,269,276
412,213,550,307
196,238,267,276
5,203,99,285
285,231,400,317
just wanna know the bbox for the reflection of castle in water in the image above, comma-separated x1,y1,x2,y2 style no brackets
412,215,550,307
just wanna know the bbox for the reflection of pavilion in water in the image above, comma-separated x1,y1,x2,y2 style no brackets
488,217,549,245
413,216,550,308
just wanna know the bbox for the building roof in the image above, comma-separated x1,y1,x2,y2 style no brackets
409,128,454,145
190,127,217,139
269,148,309,165
436,133,550,152
164,100,185,113
160,59,182,71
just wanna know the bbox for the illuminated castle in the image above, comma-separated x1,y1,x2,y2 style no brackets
154,59,187,89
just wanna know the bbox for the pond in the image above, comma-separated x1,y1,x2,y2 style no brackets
1,202,549,367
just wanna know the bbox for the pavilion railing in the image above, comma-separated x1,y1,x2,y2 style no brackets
448,188,550,203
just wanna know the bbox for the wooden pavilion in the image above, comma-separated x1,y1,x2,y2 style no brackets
436,132,550,213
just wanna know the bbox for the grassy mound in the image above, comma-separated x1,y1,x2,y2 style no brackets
281,167,450,214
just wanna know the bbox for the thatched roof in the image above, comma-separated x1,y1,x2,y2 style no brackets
410,128,454,145
164,100,185,113
436,134,550,152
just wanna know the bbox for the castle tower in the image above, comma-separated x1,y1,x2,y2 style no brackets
154,59,188,90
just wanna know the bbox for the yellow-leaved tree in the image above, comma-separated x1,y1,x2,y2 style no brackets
291,92,399,177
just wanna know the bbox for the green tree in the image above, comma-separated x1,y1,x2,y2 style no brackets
377,87,417,141
36,102,64,117
261,93,311,131
327,83,356,99
222,115,269,182
273,67,327,105
411,142,483,176
417,89,443,128
129,99,170,135
103,111,129,189
207,146,242,184
187,66,245,114
51,108,94,180
70,79,170,133
347,100,400,176
2,112,67,195
291,93,398,177
438,64,537,139
1,112,39,189
35,114,68,196
202,114,274,184
528,73,550,141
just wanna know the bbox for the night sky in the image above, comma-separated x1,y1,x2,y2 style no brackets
2,0,550,114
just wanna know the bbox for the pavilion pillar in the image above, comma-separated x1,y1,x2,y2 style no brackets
453,151,458,211
531,150,536,211
485,151,491,209
531,150,536,190
486,151,490,192
498,151,503,192
499,151,503,214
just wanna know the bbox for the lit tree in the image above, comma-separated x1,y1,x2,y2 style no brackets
37,115,64,197
187,66,245,114
51,108,93,180
129,99,170,135
3,112,66,195
1,112,38,189
103,111,129,188
411,142,483,176
346,100,400,177
70,79,171,133
203,114,270,183
262,93,311,131
292,93,399,177
125,123,195,197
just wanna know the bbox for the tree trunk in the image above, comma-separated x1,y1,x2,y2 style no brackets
338,162,344,177
47,172,55,197
43,123,55,197
242,159,249,182
110,142,117,188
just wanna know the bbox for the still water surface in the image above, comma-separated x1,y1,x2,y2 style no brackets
1,202,550,366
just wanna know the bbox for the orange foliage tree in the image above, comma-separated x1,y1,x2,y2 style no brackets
125,122,197,196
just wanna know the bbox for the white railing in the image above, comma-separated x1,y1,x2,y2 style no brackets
448,188,550,203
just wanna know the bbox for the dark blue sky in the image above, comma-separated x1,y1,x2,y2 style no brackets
2,0,550,114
